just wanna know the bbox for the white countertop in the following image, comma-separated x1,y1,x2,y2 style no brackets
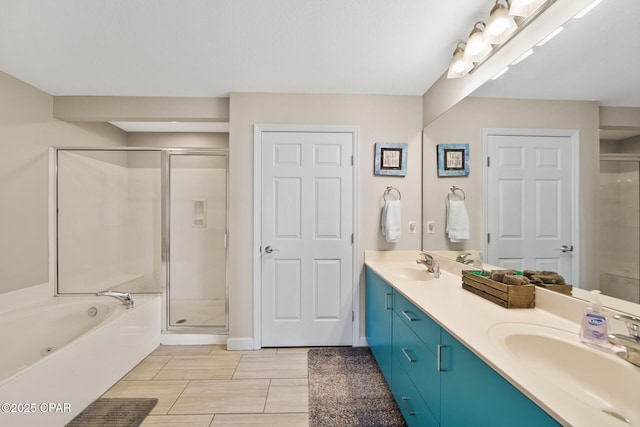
365,250,640,427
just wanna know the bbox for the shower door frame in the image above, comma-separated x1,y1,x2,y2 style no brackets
51,147,229,334
162,149,229,333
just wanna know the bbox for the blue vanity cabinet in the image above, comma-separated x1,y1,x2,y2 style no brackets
365,267,393,382
365,268,561,427
440,329,561,427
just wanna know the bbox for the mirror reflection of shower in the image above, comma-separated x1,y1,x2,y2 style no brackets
54,148,228,332
599,152,640,303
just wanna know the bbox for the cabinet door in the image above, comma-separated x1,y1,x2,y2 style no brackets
440,330,561,427
365,267,393,382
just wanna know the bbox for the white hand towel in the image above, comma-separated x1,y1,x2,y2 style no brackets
381,200,401,243
447,199,470,242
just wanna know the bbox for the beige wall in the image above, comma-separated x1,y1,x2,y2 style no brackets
0,71,127,294
228,92,423,343
422,96,600,288
127,132,229,149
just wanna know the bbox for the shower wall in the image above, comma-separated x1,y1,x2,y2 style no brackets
170,165,226,301
57,150,161,294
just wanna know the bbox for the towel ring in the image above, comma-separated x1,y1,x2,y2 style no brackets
448,186,465,201
384,185,401,201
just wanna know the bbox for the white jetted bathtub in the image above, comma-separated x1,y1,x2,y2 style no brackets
0,294,160,427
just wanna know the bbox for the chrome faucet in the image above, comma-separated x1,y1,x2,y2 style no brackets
96,290,134,309
416,252,440,278
455,252,474,265
608,313,640,368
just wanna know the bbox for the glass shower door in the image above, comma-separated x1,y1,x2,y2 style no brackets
167,151,228,329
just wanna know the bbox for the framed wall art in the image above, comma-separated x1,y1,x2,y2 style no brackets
374,142,407,176
437,144,469,177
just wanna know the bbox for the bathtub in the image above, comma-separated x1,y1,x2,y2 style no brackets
0,294,160,427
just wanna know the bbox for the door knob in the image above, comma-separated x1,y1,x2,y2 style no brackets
264,246,279,254
560,245,574,253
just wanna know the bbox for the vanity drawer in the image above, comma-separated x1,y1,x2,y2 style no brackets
393,311,441,421
393,290,441,353
392,355,439,427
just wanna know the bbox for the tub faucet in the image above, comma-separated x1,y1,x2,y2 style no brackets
608,313,640,368
416,252,440,278
96,290,134,309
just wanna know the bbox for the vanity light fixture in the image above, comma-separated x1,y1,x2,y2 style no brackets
445,0,556,79
447,42,474,79
462,22,493,63
483,0,518,45
509,0,549,18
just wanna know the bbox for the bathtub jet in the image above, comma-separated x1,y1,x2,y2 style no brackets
96,290,134,309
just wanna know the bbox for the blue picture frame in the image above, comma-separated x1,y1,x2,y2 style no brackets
374,142,407,176
437,144,469,177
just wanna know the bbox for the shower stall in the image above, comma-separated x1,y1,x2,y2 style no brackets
53,147,228,332
599,153,640,303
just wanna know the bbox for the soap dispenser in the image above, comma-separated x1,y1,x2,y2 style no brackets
579,290,610,349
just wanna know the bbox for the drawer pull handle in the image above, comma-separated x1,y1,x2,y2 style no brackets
401,397,416,416
401,347,416,363
437,344,447,372
385,293,393,310
402,310,418,322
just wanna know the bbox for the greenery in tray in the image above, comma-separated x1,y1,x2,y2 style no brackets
465,270,491,277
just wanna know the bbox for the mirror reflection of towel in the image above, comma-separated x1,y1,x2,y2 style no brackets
447,200,469,242
381,200,401,243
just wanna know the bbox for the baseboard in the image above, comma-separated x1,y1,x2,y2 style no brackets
226,337,256,351
160,334,228,345
358,336,369,347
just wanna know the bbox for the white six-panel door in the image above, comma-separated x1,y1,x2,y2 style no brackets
486,133,575,282
260,131,354,347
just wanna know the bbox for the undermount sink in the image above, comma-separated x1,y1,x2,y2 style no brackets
489,322,640,425
381,263,434,282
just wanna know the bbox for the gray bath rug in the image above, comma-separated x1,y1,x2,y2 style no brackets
66,398,157,427
308,347,406,427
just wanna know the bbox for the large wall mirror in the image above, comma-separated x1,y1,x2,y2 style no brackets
422,0,640,312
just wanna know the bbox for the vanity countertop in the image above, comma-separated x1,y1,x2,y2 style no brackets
365,250,639,427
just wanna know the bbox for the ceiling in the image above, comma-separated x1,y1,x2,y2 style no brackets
1,0,636,137
0,0,492,98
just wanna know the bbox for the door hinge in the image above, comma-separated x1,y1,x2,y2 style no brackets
351,155,354,166
487,233,491,244
352,311,355,322
224,233,228,249
351,233,354,244
487,156,490,167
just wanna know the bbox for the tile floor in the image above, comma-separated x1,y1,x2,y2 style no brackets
101,345,310,427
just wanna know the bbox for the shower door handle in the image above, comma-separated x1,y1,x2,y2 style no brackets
264,246,279,254
560,245,574,253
